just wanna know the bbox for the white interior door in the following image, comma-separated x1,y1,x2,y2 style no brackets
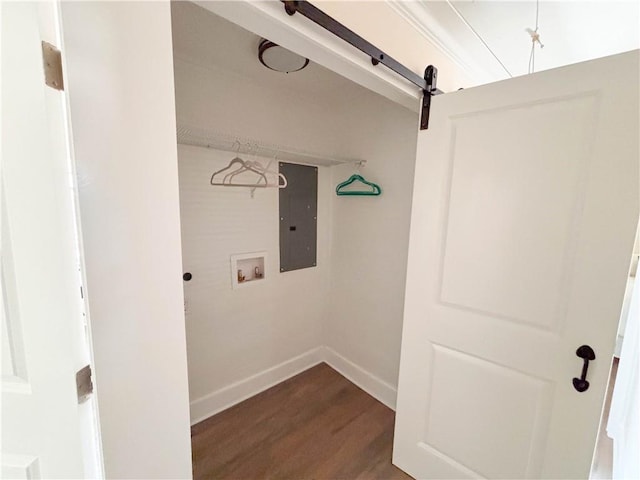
1,2,101,478
394,51,639,479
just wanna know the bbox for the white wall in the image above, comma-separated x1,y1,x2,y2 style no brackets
178,145,330,422
327,104,418,393
60,3,192,478
173,57,351,158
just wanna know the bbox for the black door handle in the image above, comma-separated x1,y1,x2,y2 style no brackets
573,345,595,392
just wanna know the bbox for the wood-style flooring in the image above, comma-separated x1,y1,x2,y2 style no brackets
191,363,412,480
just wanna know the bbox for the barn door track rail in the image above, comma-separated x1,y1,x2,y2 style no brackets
282,0,443,129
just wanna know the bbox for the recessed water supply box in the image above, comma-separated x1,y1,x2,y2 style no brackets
230,252,266,289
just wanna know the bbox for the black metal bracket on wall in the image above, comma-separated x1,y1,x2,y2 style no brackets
282,0,443,130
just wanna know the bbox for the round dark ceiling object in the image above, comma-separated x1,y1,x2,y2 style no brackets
258,40,309,73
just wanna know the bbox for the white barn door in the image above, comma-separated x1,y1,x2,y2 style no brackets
1,2,100,478
394,51,639,479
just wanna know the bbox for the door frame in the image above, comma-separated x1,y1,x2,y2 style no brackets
2,1,104,477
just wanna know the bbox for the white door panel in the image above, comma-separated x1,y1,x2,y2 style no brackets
1,2,100,477
394,51,639,479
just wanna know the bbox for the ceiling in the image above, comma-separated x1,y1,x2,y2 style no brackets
394,0,640,83
170,1,370,106
171,0,639,101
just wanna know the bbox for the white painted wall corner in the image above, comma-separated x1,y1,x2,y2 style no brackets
321,346,398,411
189,346,398,425
189,347,324,425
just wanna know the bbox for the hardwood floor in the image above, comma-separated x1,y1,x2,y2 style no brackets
191,363,412,480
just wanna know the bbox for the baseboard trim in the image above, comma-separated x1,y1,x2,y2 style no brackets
321,346,397,411
189,346,397,425
189,347,324,425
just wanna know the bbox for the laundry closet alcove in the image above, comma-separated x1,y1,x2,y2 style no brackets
171,0,418,429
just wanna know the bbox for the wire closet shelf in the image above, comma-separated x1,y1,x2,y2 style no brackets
176,125,362,168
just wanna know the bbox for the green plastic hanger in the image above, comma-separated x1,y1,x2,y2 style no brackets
335,174,381,196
